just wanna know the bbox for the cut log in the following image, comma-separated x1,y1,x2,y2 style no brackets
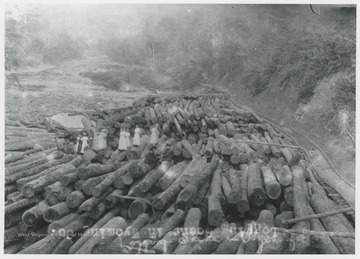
179,155,204,188
5,209,24,228
260,164,281,199
22,163,76,198
269,158,293,186
138,161,171,193
48,212,80,234
192,178,211,205
208,166,225,226
307,206,339,254
68,207,121,254
43,202,71,222
310,193,355,254
82,174,107,195
256,209,287,254
128,193,152,219
204,138,214,158
59,172,78,185
74,180,85,191
284,186,294,207
104,189,125,208
79,187,114,212
290,165,311,253
191,222,235,254
274,211,295,229
22,200,50,226
237,166,249,213
5,197,38,214
75,216,127,254
89,202,106,219
228,168,241,204
45,184,72,206
77,163,116,180
308,150,355,210
158,161,188,191
179,156,220,206
247,163,266,206
52,236,73,254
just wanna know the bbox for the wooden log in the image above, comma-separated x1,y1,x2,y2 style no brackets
274,211,295,228
280,201,293,212
264,132,282,157
179,155,205,188
5,226,24,247
227,168,242,204
158,161,188,191
43,202,71,222
52,236,73,254
269,158,293,186
260,164,281,199
75,216,127,254
191,222,235,254
237,166,250,213
192,178,211,205
226,121,235,136
179,156,220,207
59,172,78,185
4,241,25,254
128,193,152,219
208,166,225,227
5,209,24,228
79,187,114,212
5,197,38,215
22,200,50,226
308,150,355,210
221,174,232,203
247,163,266,206
310,193,355,253
45,184,73,206
284,186,294,207
74,180,85,191
290,165,311,253
48,212,80,234
204,138,214,158
89,202,106,220
256,209,288,254
138,161,171,193
5,184,17,197
68,207,121,254
77,163,116,180
307,206,339,254
22,163,76,198
82,174,107,195
17,231,64,254
7,154,73,185
264,200,277,216
103,189,125,208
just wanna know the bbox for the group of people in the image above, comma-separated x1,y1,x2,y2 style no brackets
74,123,160,155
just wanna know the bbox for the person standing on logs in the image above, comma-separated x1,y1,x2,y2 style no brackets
145,145,160,168
133,125,141,146
118,125,127,151
150,123,159,146
75,131,91,154
125,127,132,150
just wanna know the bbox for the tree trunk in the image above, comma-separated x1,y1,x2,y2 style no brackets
247,163,266,206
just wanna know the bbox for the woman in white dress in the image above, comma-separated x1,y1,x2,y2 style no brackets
92,128,108,151
125,130,132,149
118,127,127,150
150,123,159,145
80,132,90,154
133,125,141,146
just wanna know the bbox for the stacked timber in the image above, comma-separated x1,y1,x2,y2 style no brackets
4,93,355,254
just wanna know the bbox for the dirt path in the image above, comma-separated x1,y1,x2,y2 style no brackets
5,56,150,121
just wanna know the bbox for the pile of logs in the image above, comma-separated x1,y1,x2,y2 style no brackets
4,93,355,254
